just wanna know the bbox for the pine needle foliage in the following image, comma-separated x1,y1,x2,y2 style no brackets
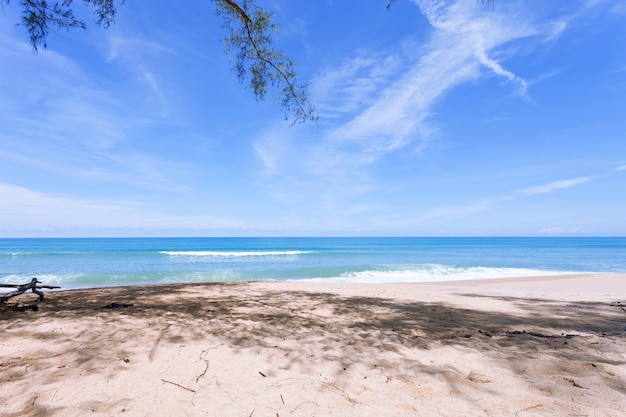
3,0,317,124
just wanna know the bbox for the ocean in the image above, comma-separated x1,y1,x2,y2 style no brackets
1,237,625,289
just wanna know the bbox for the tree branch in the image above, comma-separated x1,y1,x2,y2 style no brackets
216,0,317,124
6,0,316,123
222,0,251,23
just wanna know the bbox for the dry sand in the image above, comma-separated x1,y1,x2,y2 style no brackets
1,274,625,416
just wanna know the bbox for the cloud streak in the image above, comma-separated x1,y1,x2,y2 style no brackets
312,0,545,162
518,177,590,195
0,183,242,233
256,0,555,208
0,32,197,192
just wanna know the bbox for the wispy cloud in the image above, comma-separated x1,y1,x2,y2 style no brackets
0,183,242,232
312,51,402,118
0,183,143,229
315,0,545,159
518,177,590,195
107,36,175,63
252,0,597,216
0,36,126,146
538,226,583,235
0,33,194,191
253,128,292,175
106,36,174,114
408,164,620,226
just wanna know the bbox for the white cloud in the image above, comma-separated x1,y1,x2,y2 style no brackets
254,0,585,213
0,36,127,149
315,0,543,161
313,52,401,118
253,131,288,174
518,177,590,195
107,36,175,64
106,36,175,114
0,183,141,229
538,226,583,235
141,69,169,114
0,183,242,232
330,45,478,148
474,45,529,97
616,165,626,171
0,33,194,192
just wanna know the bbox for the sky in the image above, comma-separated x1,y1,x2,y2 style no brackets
1,0,625,237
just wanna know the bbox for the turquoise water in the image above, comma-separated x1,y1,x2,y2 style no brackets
0,237,625,289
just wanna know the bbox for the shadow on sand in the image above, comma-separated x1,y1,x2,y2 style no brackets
1,282,625,416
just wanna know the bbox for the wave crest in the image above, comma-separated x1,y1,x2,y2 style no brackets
307,264,577,283
161,250,310,257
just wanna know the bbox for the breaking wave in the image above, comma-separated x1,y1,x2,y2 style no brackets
161,250,311,257
305,264,580,283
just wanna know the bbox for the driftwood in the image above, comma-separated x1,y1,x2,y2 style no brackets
0,278,60,311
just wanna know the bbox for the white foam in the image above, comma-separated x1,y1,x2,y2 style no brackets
0,273,78,292
303,264,582,283
161,250,310,257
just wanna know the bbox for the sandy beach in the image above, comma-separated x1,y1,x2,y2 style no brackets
1,274,625,416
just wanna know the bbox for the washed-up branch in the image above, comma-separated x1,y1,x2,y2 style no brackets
1,278,60,310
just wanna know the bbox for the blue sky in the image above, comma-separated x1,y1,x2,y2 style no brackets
1,0,625,237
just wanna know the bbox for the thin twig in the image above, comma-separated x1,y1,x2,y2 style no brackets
196,358,209,382
271,378,355,404
195,343,222,381
161,379,196,393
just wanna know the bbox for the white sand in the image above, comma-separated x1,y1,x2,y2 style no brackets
1,274,625,416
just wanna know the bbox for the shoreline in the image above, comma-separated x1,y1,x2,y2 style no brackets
23,272,626,301
7,270,625,289
2,273,625,416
